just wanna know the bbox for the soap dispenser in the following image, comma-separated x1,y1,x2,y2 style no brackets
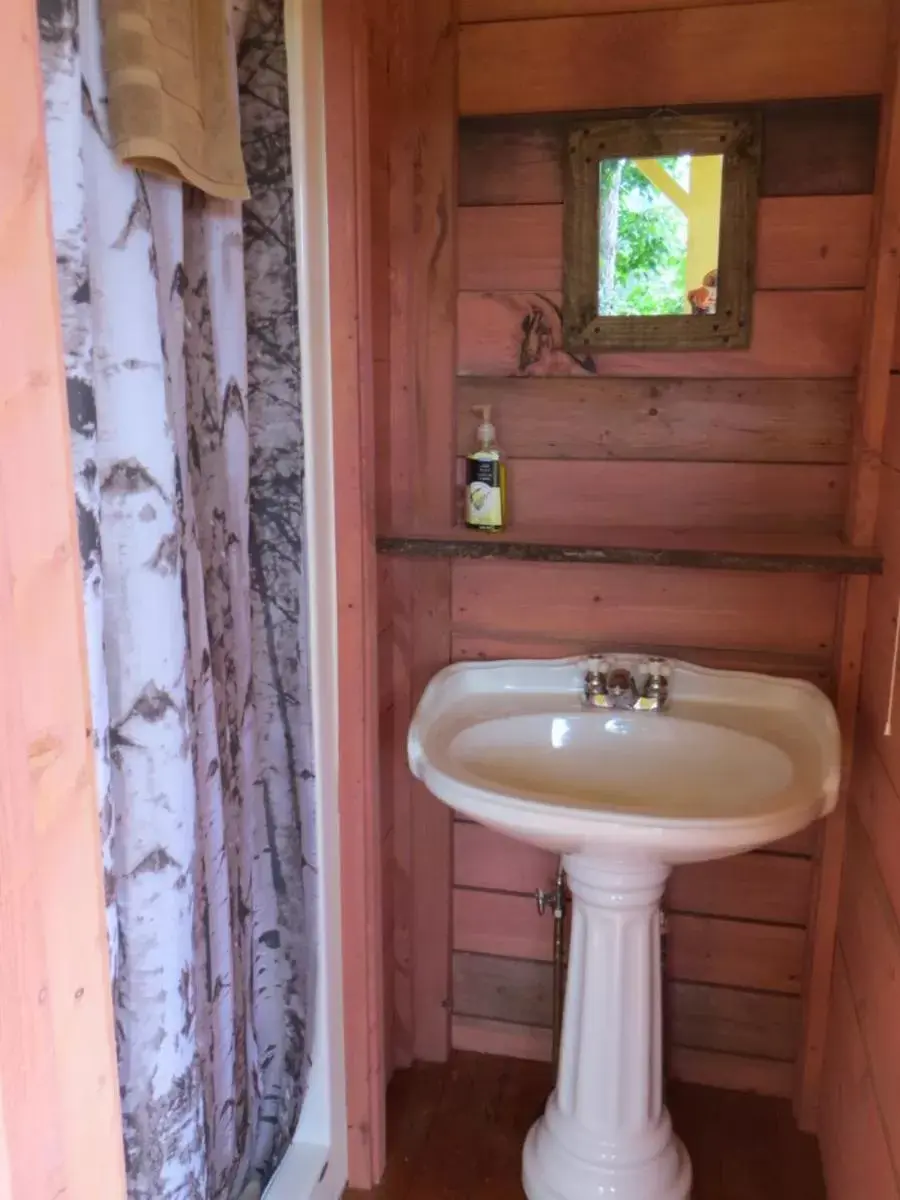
465,405,507,532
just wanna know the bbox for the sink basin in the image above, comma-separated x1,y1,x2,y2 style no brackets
408,655,839,864
408,654,840,1200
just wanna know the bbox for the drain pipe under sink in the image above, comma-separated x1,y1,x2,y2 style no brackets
536,862,568,1066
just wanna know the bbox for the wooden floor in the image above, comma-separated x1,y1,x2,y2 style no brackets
346,1052,826,1199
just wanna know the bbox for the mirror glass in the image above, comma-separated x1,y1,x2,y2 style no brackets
597,154,724,318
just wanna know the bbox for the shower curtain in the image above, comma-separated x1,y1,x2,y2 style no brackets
38,1,316,1196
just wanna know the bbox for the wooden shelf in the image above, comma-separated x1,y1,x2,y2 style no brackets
377,527,882,574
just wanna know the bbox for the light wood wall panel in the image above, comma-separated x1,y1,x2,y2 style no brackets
667,856,813,926
452,1013,553,1061
456,378,853,464
459,99,880,205
818,57,900,1150
450,1011,797,1096
458,883,811,984
460,1,888,115
459,196,872,292
451,561,840,656
761,99,880,197
668,1047,794,1097
461,0,779,19
668,913,805,992
451,633,833,690
458,289,864,378
454,818,815,901
820,516,900,1197
451,950,804,1075
467,460,845,532
821,949,900,1199
454,952,554,1026
454,819,559,894
834,813,900,1172
668,981,801,1062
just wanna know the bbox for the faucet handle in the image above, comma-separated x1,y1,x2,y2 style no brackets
584,656,611,707
637,657,670,711
641,656,671,679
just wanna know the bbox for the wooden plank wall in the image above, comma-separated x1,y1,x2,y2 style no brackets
375,0,893,1111
819,467,900,1197
440,0,887,1097
455,97,884,532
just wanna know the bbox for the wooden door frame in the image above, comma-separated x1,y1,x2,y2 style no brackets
315,0,387,1187
0,3,126,1197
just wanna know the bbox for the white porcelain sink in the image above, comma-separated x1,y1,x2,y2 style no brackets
408,655,840,1200
409,655,839,864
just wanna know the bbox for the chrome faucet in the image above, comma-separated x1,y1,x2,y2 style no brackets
583,657,609,706
606,666,639,709
583,656,670,712
636,658,670,712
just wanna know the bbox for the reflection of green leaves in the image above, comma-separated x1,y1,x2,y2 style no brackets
599,159,687,317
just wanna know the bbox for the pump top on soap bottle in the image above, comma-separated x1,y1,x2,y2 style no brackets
475,405,496,449
465,404,507,532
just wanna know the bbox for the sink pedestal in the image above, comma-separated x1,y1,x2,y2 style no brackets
523,856,692,1200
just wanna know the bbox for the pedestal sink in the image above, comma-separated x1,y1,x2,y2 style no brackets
407,655,840,1200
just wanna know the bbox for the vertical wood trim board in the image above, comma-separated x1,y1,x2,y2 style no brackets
795,575,868,1129
385,0,458,1069
398,0,460,1064
848,37,900,545
0,465,69,1200
384,559,416,1071
385,0,417,1079
369,0,393,537
412,1,459,529
410,560,454,1060
323,0,387,1181
0,4,125,1195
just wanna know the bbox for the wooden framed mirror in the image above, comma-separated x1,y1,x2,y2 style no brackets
562,112,761,352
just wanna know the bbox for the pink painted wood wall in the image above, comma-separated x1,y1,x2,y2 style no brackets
373,0,890,1111
818,399,900,1200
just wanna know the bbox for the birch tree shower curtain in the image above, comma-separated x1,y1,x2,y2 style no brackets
38,1,316,1195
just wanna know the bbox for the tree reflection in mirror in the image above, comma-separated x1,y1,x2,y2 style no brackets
598,154,724,318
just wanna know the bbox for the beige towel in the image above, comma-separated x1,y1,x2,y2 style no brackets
100,0,250,201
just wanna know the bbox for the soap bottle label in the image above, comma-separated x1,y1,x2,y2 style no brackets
466,457,504,529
